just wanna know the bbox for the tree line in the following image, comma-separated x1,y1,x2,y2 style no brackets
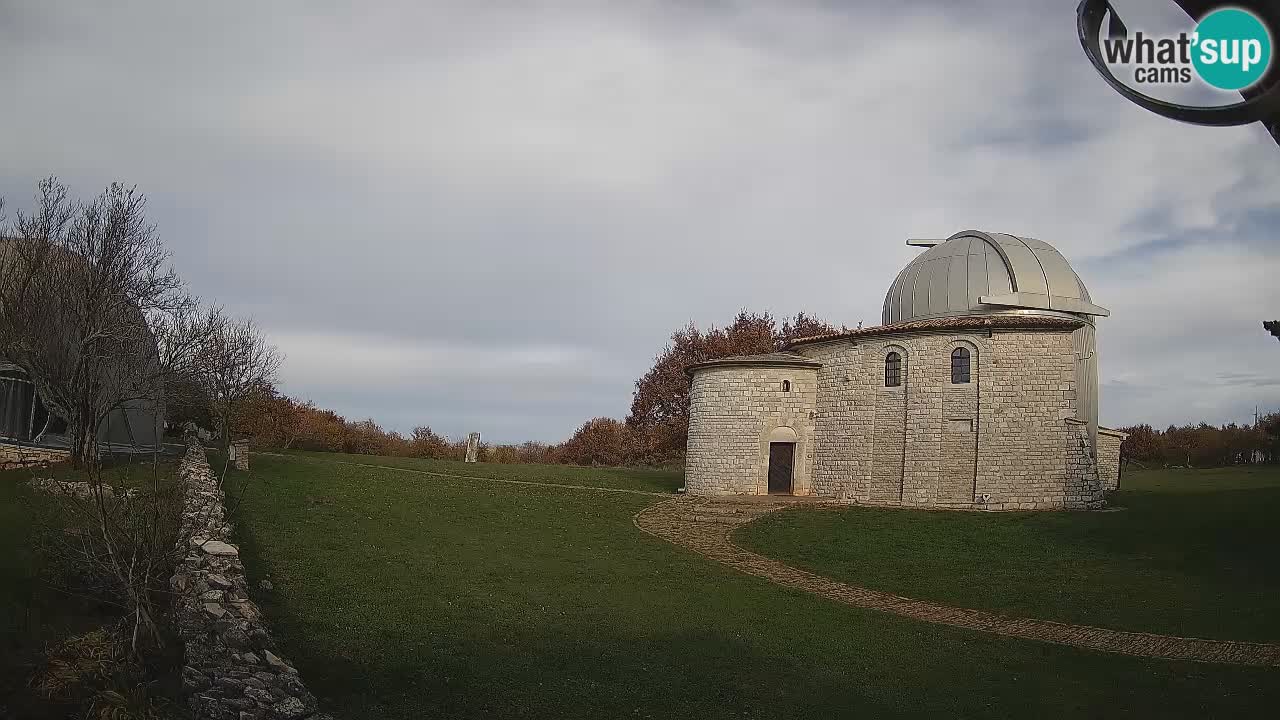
232,310,1280,471
231,311,843,466
1117,417,1280,468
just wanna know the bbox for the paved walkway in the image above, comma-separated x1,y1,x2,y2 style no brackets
634,496,1280,667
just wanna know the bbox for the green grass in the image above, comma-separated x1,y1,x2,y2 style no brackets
281,449,684,494
738,465,1280,642
229,454,1280,719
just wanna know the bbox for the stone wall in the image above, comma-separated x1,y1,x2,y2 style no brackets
1064,420,1104,509
796,331,997,507
976,329,1101,510
0,442,70,469
171,442,331,720
802,341,868,500
230,439,250,471
1097,428,1128,491
797,328,1100,510
685,365,818,495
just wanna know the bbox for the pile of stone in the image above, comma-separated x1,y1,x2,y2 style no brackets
28,477,138,500
171,442,331,720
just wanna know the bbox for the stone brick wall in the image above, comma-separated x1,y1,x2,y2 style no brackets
230,439,250,471
688,325,1107,510
1064,420,1104,509
172,443,331,720
0,443,70,469
685,365,818,495
977,330,1100,510
1097,428,1128,491
794,331,999,507
801,341,869,500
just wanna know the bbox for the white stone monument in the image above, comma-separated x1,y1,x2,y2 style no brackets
464,432,481,463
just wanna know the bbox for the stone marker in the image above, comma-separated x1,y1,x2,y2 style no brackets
464,432,481,463
230,439,250,471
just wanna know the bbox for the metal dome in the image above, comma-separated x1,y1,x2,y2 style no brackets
881,230,1109,326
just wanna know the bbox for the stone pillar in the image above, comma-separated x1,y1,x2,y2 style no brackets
464,432,480,463
229,439,250,471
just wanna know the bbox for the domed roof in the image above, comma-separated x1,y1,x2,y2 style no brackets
882,230,1108,326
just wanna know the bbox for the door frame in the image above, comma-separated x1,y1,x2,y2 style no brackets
767,441,795,495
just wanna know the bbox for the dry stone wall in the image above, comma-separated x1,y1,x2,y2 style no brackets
685,365,818,495
0,443,70,469
171,443,332,720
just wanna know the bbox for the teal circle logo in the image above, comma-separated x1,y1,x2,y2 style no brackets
1191,7,1272,90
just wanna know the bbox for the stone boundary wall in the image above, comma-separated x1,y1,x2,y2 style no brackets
0,442,71,469
171,442,332,720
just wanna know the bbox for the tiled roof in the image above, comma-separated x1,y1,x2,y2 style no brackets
786,314,1084,348
686,351,822,375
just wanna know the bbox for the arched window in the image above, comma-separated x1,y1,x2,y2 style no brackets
884,352,902,387
781,380,791,392
951,347,971,384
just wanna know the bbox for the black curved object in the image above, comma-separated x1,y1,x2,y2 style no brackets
1077,0,1280,143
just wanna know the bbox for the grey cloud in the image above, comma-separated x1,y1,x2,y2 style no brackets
2,0,1279,442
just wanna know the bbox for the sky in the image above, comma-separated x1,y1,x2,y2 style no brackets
2,0,1278,443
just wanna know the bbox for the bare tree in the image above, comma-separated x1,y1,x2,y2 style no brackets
198,313,281,449
0,178,205,466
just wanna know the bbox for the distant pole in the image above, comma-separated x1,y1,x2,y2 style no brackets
465,432,480,463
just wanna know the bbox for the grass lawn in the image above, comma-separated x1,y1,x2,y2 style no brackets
229,453,1280,719
282,449,684,494
738,465,1280,643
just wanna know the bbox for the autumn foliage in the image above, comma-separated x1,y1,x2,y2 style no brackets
229,312,1279,471
231,387,558,462
623,311,840,465
230,310,841,468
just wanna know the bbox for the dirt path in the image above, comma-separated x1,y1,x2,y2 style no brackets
634,496,1280,668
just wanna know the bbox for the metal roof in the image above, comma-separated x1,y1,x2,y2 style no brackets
882,230,1109,326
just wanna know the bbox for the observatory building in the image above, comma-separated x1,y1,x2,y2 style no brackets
684,230,1127,510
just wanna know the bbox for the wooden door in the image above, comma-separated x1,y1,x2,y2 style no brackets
768,442,794,494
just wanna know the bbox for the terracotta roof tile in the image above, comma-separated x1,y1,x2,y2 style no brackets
786,314,1084,348
686,351,821,375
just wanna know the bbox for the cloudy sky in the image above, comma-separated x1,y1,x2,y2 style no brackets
2,0,1277,442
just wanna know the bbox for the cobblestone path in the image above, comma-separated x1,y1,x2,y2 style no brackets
634,496,1280,667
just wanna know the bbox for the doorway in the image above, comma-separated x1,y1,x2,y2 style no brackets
767,442,795,495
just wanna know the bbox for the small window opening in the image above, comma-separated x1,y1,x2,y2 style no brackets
951,347,971,384
885,352,902,387
781,380,791,392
